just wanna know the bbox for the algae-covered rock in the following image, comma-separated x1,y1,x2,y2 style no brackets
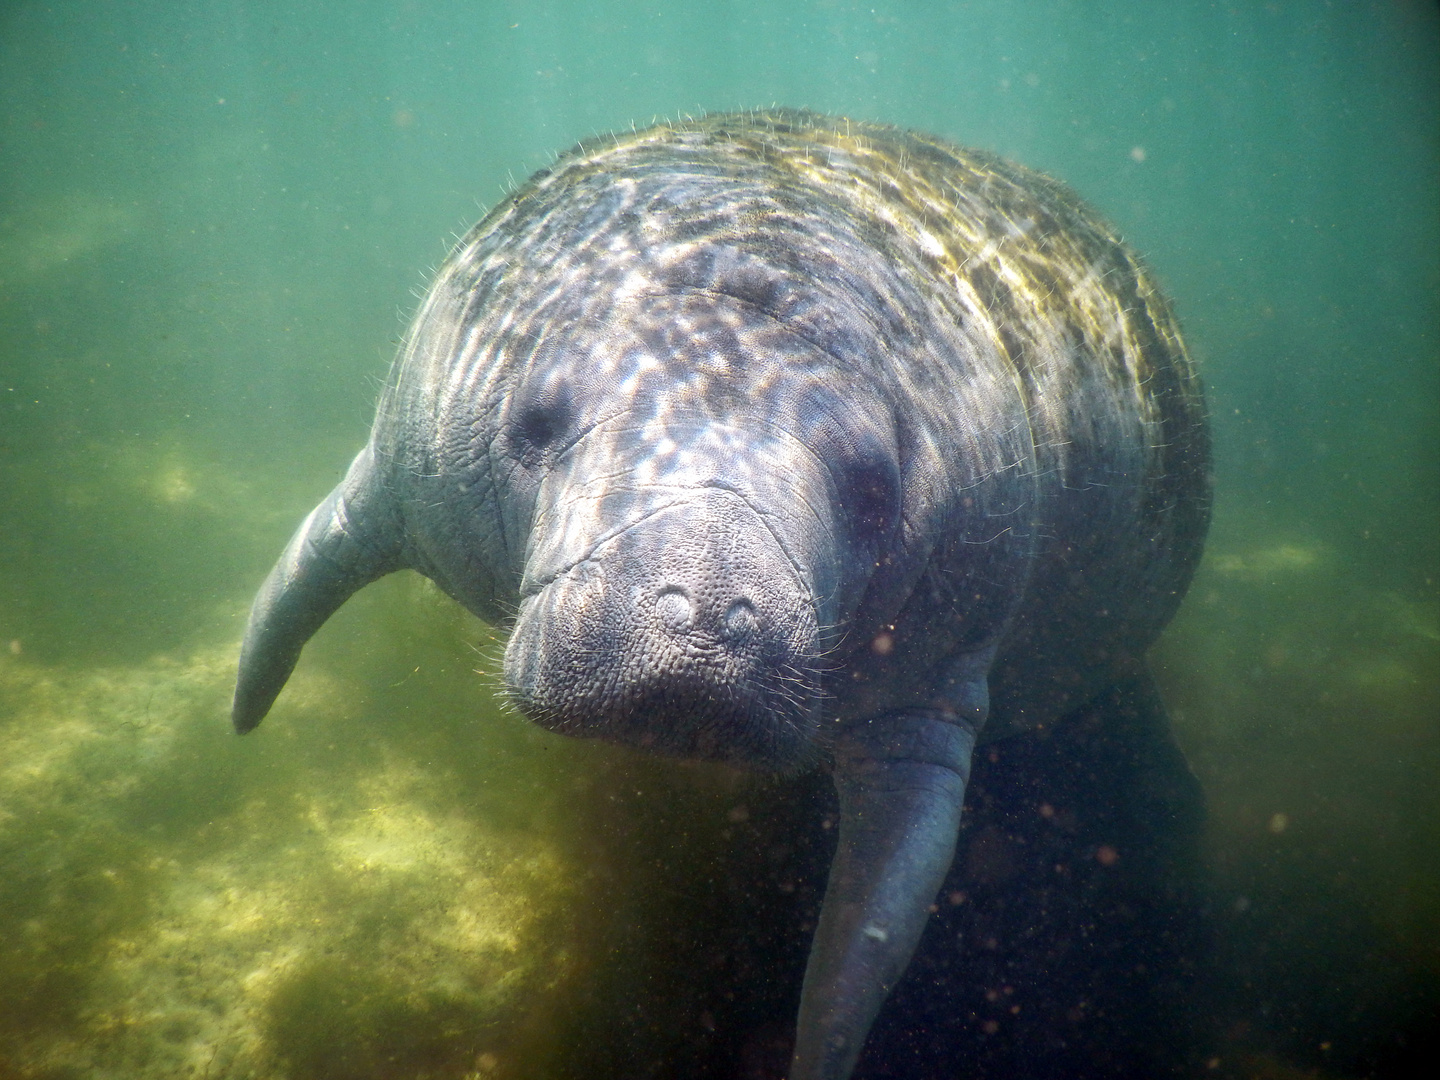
0,192,141,285
1151,508,1440,1073
0,638,583,1079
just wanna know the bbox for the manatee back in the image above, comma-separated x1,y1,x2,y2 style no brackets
895,127,1209,735
772,112,1210,735
594,112,1211,735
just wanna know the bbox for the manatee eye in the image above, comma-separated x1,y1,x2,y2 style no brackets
508,385,574,467
516,402,568,448
836,455,901,549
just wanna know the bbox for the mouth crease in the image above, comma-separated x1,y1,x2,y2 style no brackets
519,494,690,597
519,486,817,616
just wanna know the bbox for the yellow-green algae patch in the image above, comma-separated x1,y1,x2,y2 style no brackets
1154,509,1440,968
0,642,582,1079
0,191,143,285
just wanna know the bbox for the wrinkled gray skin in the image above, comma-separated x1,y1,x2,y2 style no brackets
233,111,1210,1079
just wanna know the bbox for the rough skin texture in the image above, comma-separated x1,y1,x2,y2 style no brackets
370,109,1208,745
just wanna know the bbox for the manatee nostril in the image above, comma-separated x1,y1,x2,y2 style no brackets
721,599,759,642
654,587,694,632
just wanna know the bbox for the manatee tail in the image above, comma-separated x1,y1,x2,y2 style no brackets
232,445,404,733
791,703,980,1080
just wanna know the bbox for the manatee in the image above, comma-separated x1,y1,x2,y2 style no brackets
232,110,1210,1079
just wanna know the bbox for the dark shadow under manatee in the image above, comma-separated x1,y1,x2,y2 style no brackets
855,673,1209,1080
555,674,1210,1080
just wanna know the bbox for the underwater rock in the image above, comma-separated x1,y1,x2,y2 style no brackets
0,641,582,1079
0,192,139,284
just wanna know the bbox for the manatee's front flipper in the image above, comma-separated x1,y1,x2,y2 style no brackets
852,669,1208,1078
791,665,988,1080
232,445,403,733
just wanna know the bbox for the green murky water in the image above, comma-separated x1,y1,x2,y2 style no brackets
2,2,1436,1077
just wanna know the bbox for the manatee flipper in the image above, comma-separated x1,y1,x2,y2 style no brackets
232,445,403,733
792,690,983,1080
853,669,1208,1079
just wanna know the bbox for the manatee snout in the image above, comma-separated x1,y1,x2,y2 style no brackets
504,489,826,770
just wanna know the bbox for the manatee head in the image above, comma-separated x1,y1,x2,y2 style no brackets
230,120,934,770
485,292,902,770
